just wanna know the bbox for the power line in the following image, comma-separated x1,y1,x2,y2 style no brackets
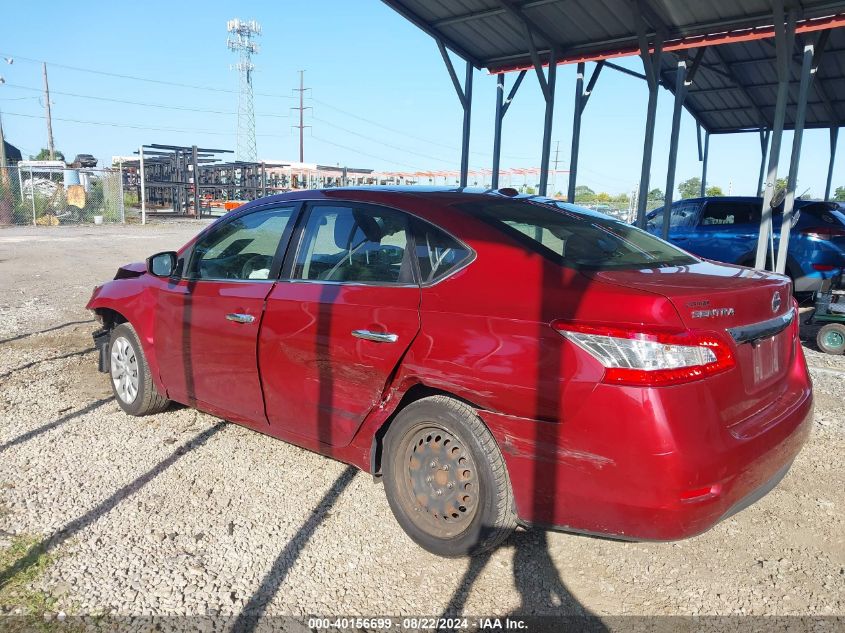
2,110,237,136
2,83,289,117
0,52,294,99
310,134,426,171
312,97,535,160
312,117,464,166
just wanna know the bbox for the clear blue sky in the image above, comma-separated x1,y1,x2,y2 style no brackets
0,0,841,197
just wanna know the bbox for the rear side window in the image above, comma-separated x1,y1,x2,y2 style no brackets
700,202,758,226
294,204,413,284
413,222,472,284
461,199,697,270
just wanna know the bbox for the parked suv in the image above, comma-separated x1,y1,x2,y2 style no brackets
87,189,812,556
644,196,845,293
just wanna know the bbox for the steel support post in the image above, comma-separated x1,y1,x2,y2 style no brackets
538,49,557,196
437,40,473,188
700,130,710,197
491,70,526,190
567,63,585,202
775,42,814,275
756,129,771,196
566,61,604,201
634,20,663,228
756,4,795,270
493,73,505,189
460,59,473,187
825,127,839,201
661,60,687,240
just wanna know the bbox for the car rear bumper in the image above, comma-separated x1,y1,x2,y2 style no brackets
479,366,813,541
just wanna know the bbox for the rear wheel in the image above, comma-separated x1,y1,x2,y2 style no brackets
382,395,516,557
109,323,170,416
816,323,845,355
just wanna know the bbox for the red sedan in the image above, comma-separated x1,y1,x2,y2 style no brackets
87,189,812,556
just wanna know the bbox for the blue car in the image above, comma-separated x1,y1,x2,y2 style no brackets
643,196,845,293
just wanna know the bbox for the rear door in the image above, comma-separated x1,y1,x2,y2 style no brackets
259,202,420,448
154,204,298,425
692,200,760,264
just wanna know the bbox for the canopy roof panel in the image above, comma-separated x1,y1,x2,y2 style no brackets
383,0,845,133
666,25,845,132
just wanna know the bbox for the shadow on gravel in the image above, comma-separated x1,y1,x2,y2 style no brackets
439,531,606,627
0,397,112,454
0,319,95,345
233,465,357,632
0,347,96,381
0,422,225,591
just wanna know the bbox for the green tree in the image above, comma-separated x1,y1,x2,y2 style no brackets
647,188,664,202
677,177,701,199
834,186,845,202
29,148,65,161
573,185,595,203
705,185,724,196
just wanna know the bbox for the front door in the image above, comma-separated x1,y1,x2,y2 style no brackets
155,204,297,425
259,202,421,449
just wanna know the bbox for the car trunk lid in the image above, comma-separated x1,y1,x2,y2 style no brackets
586,260,795,395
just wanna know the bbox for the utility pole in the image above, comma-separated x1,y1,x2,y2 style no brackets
291,70,311,163
553,140,560,170
0,109,7,171
42,63,55,160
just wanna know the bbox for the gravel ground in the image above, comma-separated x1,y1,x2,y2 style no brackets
0,223,843,622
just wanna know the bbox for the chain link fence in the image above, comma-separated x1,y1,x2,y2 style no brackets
0,165,124,226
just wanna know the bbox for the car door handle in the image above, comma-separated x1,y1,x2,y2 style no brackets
352,329,398,343
226,313,255,324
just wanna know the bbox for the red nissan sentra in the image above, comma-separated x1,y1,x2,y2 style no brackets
86,188,812,557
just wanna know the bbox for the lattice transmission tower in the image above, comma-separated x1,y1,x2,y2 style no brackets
227,18,261,162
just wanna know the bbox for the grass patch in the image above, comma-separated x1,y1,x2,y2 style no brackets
0,535,57,616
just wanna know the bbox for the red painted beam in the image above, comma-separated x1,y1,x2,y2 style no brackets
489,13,845,74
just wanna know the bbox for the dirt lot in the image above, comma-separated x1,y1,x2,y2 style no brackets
0,223,843,624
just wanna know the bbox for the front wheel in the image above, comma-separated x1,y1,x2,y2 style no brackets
109,323,170,416
382,395,516,557
817,323,845,355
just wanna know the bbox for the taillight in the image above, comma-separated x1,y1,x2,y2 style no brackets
800,226,845,240
812,263,839,272
552,321,735,386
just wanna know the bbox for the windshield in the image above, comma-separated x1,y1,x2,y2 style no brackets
461,199,698,270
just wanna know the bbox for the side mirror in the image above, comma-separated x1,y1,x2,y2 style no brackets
147,251,178,278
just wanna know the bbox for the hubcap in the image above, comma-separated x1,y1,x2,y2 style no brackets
825,330,844,348
402,426,478,534
110,336,139,404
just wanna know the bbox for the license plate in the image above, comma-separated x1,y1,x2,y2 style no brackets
753,335,781,383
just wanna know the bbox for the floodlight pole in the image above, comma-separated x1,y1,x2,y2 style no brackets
139,145,146,226
825,127,839,201
491,70,526,189
660,60,687,240
775,41,814,275
755,3,795,271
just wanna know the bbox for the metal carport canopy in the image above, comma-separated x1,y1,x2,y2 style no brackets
382,0,845,278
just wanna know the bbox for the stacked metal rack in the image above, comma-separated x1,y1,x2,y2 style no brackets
124,144,283,217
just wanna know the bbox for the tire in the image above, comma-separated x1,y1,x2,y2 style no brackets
108,323,170,416
816,323,845,355
382,395,516,557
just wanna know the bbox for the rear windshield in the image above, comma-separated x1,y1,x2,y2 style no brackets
460,199,698,270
